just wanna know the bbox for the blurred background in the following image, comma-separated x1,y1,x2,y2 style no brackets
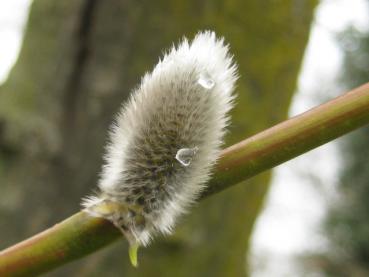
0,0,368,276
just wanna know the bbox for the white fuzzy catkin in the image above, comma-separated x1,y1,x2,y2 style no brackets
82,31,238,249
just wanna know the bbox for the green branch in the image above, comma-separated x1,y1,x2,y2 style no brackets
1,83,369,277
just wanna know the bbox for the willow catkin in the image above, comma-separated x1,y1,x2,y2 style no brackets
82,31,238,266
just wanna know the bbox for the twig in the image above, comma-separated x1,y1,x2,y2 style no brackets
1,83,369,277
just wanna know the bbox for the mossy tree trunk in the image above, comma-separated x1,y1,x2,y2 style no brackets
0,0,317,276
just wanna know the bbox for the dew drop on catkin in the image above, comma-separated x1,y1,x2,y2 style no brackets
81,30,238,267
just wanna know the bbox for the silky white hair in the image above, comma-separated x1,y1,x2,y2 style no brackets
82,31,238,247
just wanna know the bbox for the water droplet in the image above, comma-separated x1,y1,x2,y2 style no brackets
198,72,215,89
175,147,199,166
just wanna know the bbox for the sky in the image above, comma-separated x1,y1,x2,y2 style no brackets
0,0,368,276
251,0,369,276
0,0,31,84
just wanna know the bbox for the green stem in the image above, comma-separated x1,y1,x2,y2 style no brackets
1,83,369,276
205,82,369,196
0,213,120,277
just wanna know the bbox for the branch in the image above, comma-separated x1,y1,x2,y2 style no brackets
1,83,369,276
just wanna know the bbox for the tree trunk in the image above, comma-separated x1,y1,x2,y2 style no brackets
0,0,317,276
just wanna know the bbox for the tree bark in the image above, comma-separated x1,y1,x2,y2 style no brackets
0,0,317,276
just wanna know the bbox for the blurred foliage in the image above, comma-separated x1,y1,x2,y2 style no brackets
302,15,369,277
0,0,316,276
